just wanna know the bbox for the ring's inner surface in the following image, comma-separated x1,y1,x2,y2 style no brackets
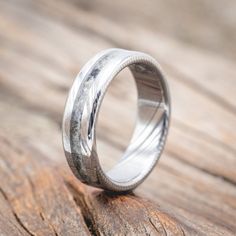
96,68,137,172
104,62,168,184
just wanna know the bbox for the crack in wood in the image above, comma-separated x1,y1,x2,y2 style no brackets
148,217,162,235
64,181,98,236
12,212,35,236
0,187,33,236
24,173,60,236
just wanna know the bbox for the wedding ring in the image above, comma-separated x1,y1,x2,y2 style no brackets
62,48,171,191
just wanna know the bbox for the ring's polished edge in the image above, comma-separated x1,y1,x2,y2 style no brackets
62,48,171,192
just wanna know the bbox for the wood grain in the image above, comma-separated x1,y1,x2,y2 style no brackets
0,133,186,235
0,0,235,235
0,135,90,236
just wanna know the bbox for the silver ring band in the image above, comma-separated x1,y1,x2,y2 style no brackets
62,48,171,191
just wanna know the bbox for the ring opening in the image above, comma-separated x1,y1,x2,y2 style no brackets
96,67,137,172
98,61,168,185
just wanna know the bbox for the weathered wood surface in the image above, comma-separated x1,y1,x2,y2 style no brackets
0,134,184,235
0,0,235,235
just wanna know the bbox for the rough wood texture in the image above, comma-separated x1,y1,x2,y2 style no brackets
0,134,183,235
0,0,235,235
